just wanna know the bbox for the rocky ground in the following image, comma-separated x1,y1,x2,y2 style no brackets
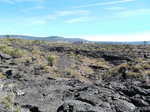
0,38,149,112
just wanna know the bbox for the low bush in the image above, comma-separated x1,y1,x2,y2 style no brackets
47,55,56,66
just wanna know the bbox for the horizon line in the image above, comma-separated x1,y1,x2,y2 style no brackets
0,32,150,42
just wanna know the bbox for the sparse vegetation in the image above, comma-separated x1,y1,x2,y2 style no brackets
0,45,24,58
0,38,149,112
0,73,6,79
0,38,150,80
47,54,56,66
0,83,21,112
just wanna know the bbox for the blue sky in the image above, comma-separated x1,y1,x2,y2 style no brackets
0,0,150,41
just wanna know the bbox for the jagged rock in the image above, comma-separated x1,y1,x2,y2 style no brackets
57,100,101,112
135,107,150,112
5,70,13,78
113,99,136,112
131,98,149,107
21,105,42,112
0,52,12,60
0,39,150,112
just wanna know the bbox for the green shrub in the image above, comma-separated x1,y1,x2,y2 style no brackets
10,48,23,58
0,45,23,58
47,55,56,66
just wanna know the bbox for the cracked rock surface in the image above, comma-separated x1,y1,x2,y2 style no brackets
0,40,149,112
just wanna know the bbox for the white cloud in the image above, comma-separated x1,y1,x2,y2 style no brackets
47,10,90,20
56,10,90,16
74,0,135,8
105,6,125,11
22,5,45,12
0,0,14,4
30,19,47,25
64,32,150,42
48,10,90,18
0,9,91,25
65,17,91,23
0,0,45,4
117,9,150,17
